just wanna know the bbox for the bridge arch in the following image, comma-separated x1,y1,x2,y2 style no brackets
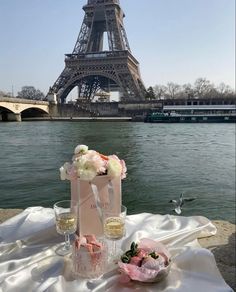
0,105,19,122
0,104,15,113
18,104,49,114
0,100,49,114
0,98,50,122
21,107,49,120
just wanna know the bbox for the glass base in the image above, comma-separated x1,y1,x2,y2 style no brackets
55,243,72,256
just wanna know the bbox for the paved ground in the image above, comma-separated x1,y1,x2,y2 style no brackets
0,208,23,224
199,220,235,291
0,209,235,290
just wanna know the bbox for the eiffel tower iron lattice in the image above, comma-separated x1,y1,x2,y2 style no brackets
48,0,146,103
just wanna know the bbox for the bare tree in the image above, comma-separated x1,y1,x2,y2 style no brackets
182,83,195,99
194,78,214,98
0,90,12,97
166,82,181,99
152,78,235,100
153,85,167,99
17,86,45,100
217,83,235,98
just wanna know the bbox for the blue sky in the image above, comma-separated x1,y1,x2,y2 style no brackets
0,0,235,96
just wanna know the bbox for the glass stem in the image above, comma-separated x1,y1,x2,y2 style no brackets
111,240,116,258
64,234,70,250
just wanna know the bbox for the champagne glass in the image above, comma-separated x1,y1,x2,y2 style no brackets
103,205,127,262
54,200,78,256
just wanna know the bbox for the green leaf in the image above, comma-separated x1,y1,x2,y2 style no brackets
130,242,136,251
149,252,159,259
121,255,130,263
125,250,133,257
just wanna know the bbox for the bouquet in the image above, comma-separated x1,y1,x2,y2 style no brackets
118,238,171,283
59,144,127,181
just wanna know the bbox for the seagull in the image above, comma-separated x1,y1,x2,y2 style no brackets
169,193,196,214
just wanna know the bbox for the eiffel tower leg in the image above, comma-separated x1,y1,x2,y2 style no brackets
50,67,74,103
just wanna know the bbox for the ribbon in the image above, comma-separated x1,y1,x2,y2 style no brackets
90,182,103,223
108,180,114,210
90,179,115,223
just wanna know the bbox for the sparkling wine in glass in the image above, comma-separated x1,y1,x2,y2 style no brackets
103,205,127,261
104,216,125,240
54,200,77,255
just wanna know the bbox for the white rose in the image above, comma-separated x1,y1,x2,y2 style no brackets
74,144,88,155
107,158,122,178
75,156,97,181
59,162,71,180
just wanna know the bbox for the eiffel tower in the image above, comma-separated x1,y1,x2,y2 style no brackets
48,0,146,103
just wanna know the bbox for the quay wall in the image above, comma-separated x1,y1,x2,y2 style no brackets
49,97,236,119
49,101,163,119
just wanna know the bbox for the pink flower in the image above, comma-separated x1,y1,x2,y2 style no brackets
120,159,127,179
142,256,161,271
139,238,171,259
59,162,77,180
108,155,127,179
137,249,148,259
107,157,122,178
118,239,171,283
118,262,159,282
85,150,106,174
74,150,107,180
60,145,127,181
130,256,142,266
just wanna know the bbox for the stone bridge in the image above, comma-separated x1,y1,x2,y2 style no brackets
0,97,49,121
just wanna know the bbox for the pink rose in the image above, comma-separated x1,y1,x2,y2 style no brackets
130,256,142,266
120,159,127,179
137,249,148,259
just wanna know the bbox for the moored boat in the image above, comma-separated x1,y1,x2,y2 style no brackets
145,112,236,123
145,104,236,123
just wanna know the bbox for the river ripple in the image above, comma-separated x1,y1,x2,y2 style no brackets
0,122,235,223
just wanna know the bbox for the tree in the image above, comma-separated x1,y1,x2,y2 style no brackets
17,86,45,100
182,83,195,99
166,82,181,99
217,83,235,98
0,90,12,97
151,79,235,100
145,86,156,100
194,78,214,98
153,85,167,99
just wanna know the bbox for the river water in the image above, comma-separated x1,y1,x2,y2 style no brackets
0,121,235,223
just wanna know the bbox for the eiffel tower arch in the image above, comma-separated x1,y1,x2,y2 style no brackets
48,0,146,103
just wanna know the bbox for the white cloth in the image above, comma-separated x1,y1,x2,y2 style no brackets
0,207,233,292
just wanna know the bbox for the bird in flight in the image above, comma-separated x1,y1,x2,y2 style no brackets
169,193,196,214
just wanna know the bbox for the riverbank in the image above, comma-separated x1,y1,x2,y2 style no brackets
22,116,133,122
0,208,235,290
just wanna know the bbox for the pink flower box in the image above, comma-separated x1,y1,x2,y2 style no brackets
71,175,121,236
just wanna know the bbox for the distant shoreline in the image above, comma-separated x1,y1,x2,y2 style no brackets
22,117,133,122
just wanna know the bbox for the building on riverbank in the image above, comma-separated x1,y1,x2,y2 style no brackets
0,96,235,121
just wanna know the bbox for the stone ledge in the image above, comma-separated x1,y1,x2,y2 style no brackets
0,209,235,290
0,208,23,223
199,220,235,291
